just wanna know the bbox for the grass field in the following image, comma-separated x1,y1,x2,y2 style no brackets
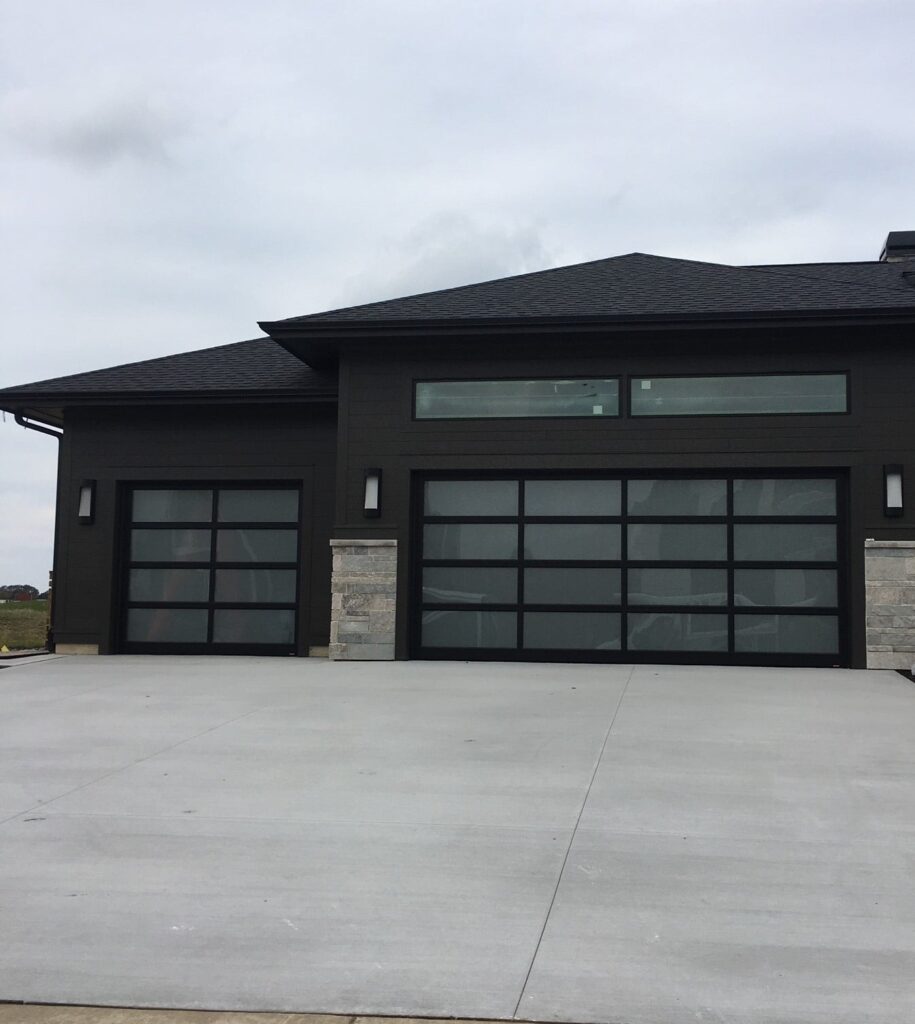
0,600,49,651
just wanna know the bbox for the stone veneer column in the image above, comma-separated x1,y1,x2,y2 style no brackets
329,539,397,660
865,539,915,669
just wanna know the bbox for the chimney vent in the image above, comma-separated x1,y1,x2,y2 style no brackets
879,231,915,262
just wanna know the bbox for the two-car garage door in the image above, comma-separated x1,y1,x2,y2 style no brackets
415,473,845,665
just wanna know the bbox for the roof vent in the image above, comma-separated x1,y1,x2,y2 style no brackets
879,231,915,262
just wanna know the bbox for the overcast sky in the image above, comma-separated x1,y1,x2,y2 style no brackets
1,0,913,588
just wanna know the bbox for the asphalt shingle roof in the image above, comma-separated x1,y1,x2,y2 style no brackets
0,337,336,401
269,253,915,325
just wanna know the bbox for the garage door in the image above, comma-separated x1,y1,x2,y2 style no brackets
120,485,301,654
414,473,845,665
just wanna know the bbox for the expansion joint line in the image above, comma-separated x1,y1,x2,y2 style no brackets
512,664,635,1019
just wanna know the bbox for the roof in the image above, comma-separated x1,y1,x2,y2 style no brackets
4,248,915,413
263,252,915,327
0,336,336,416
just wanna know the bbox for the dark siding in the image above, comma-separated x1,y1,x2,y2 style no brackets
54,403,336,654
333,325,915,668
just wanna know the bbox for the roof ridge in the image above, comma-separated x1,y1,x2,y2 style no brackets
740,262,906,293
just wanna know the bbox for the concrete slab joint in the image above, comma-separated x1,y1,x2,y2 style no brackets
329,538,397,661
864,539,915,668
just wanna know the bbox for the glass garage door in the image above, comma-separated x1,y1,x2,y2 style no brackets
415,474,845,665
121,485,300,654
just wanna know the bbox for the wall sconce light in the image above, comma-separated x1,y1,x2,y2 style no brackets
884,464,904,517
363,468,382,518
77,480,96,524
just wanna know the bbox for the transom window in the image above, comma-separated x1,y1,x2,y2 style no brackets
415,474,844,665
415,379,620,419
630,373,848,416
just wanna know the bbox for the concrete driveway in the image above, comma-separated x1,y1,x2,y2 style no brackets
0,657,913,1024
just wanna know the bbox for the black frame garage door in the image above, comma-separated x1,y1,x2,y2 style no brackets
413,472,847,666
119,484,302,654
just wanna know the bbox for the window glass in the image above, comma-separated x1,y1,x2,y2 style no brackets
129,568,210,603
215,569,297,604
524,568,621,605
216,529,298,563
734,614,839,653
523,612,621,649
733,569,837,608
132,489,212,523
734,524,836,562
524,524,621,561
525,480,621,517
424,480,518,516
217,489,298,522
627,524,727,561
733,479,836,516
628,568,727,606
127,608,208,643
628,612,729,651
212,609,295,644
422,567,517,604
131,529,211,563
416,379,619,419
630,374,847,416
421,610,517,647
628,479,726,517
423,524,518,560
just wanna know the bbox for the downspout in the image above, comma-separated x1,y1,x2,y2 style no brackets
14,413,63,650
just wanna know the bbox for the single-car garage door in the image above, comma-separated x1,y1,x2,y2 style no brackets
120,484,301,654
414,473,845,666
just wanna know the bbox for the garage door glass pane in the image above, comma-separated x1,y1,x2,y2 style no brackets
734,614,839,653
215,569,297,603
525,524,621,560
734,569,837,608
628,479,726,517
216,529,298,563
523,612,621,649
734,524,835,562
127,608,208,643
132,489,212,523
733,479,836,516
129,568,210,603
422,567,517,604
628,524,726,561
525,568,621,605
212,609,295,644
424,524,518,560
525,480,621,516
424,480,518,516
217,489,298,522
628,568,727,605
421,610,517,647
628,612,728,651
131,529,211,562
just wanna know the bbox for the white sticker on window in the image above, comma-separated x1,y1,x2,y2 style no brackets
641,380,652,390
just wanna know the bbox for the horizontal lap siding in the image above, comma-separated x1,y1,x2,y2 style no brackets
336,327,915,666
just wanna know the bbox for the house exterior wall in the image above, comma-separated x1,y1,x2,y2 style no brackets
331,324,915,667
53,402,337,654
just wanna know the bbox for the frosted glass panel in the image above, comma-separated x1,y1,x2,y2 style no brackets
523,612,621,649
525,480,620,516
628,479,726,516
421,610,517,647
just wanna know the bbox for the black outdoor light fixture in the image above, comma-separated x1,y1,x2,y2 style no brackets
363,468,382,518
884,464,904,517
77,479,96,524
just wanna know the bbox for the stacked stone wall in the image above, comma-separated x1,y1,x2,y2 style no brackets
865,539,915,669
329,539,397,660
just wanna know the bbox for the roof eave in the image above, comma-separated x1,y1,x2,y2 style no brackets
261,306,915,369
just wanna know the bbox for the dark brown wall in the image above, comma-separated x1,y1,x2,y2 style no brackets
333,323,915,667
54,402,337,653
